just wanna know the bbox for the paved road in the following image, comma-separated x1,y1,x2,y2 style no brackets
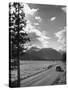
21,66,65,87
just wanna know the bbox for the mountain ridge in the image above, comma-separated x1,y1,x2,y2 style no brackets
21,47,62,61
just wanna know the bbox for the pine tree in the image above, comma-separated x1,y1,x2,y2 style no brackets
9,2,30,87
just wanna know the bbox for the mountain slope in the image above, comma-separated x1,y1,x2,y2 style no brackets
21,47,62,60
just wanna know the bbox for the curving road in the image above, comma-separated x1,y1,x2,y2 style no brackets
21,65,65,87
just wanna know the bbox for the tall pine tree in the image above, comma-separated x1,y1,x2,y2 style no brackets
9,2,30,87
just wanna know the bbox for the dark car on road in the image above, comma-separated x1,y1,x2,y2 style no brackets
56,66,64,72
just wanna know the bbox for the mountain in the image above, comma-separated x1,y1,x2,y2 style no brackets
38,48,62,60
21,47,62,61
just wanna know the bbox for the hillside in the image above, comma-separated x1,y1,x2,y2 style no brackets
21,47,62,61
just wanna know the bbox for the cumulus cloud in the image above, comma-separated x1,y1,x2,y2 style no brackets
61,7,66,13
23,3,49,49
35,16,42,22
23,3,38,16
55,27,66,51
24,20,50,49
50,17,56,21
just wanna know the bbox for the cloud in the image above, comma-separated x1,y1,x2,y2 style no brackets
61,7,66,13
50,17,56,21
28,31,50,49
34,23,39,26
24,20,50,49
55,27,66,43
23,3,38,16
55,27,66,51
35,16,42,22
23,3,49,49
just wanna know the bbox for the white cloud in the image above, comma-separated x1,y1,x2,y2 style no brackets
61,7,66,13
24,20,50,49
55,27,66,51
50,17,56,21
23,3,49,49
55,27,66,43
35,16,42,22
34,23,39,26
23,3,38,16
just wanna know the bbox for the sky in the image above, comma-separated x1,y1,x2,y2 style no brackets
23,3,66,51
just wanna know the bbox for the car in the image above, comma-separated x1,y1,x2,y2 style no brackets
56,66,64,72
48,65,53,69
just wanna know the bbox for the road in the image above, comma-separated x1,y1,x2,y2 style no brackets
20,65,65,87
